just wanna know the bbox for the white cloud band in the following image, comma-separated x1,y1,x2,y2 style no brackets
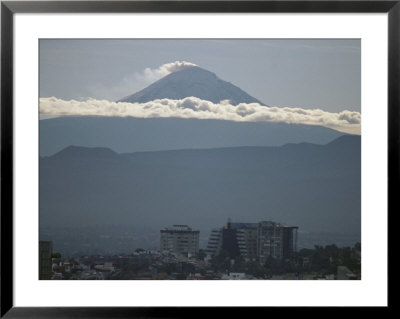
40,96,361,134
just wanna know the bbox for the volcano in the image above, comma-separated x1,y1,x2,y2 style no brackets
118,66,265,105
40,63,345,156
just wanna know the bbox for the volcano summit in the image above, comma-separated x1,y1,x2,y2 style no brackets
118,65,265,105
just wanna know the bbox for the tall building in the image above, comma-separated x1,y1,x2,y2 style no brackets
237,224,258,260
206,221,259,259
205,228,223,257
205,220,298,263
281,225,298,259
257,221,298,263
160,225,199,257
39,240,53,280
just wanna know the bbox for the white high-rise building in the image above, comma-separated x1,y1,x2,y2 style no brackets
160,225,199,257
257,221,298,263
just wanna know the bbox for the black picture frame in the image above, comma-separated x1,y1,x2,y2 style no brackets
1,1,397,317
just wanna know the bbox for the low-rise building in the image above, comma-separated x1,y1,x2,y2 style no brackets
221,272,246,280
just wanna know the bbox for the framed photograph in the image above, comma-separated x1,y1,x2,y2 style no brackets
1,0,396,317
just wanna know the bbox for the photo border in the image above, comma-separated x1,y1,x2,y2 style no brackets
1,1,397,317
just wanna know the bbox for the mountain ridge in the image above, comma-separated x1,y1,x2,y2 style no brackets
50,145,118,160
45,134,359,159
39,116,345,156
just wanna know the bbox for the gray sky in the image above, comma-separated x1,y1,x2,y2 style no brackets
39,39,361,113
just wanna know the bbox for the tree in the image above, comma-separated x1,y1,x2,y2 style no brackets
210,250,231,273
